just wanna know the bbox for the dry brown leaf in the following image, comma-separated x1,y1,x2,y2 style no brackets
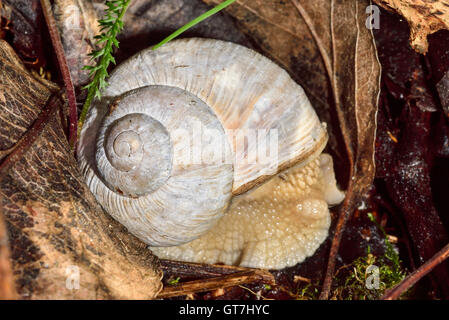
374,0,449,54
0,208,16,299
204,0,381,297
0,40,162,299
52,0,100,87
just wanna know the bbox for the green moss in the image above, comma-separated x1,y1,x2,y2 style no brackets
296,282,320,300
263,284,272,291
168,276,181,285
333,248,405,299
332,213,407,300
294,212,407,300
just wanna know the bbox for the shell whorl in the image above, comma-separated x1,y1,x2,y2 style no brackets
99,111,172,197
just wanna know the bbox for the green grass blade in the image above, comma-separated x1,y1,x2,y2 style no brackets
152,0,237,50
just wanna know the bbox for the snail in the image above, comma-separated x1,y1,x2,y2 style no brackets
78,38,345,269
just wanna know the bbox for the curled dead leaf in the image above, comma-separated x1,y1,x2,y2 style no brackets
374,0,449,54
52,0,101,87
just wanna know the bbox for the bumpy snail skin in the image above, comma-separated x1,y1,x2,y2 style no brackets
150,154,344,269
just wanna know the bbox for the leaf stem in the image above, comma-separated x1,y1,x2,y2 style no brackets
40,0,78,149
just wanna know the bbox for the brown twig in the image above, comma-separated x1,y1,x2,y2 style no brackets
0,93,62,179
159,259,266,278
40,0,77,149
319,194,355,300
382,242,449,300
157,269,275,299
158,259,275,298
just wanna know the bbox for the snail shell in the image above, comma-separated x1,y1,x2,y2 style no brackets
77,38,328,248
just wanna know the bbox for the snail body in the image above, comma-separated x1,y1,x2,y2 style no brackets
151,153,342,269
78,38,343,268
